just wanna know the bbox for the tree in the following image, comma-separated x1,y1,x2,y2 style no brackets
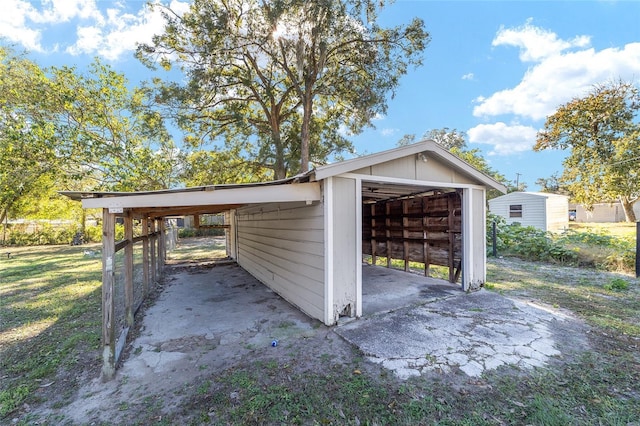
49,60,178,192
535,173,568,195
0,47,62,225
0,46,176,226
137,0,429,180
534,80,640,222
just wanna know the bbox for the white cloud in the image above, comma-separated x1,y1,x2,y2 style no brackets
0,0,45,51
493,19,590,62
0,0,189,60
462,73,474,80
474,21,640,121
468,122,538,155
380,128,398,137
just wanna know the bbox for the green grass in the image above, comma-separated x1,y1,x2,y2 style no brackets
0,243,102,418
2,235,640,424
166,236,227,263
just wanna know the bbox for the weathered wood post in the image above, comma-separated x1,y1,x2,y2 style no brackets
159,219,166,268
124,210,134,327
150,219,157,284
142,217,149,297
101,209,116,381
636,221,640,278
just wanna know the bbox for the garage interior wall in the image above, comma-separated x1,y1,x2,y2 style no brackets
362,191,463,283
234,201,326,322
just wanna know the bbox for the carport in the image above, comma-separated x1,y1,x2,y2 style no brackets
62,140,506,380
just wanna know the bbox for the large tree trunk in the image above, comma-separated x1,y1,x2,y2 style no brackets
300,81,314,174
620,197,637,222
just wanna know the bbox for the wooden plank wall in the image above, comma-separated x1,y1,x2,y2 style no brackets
362,192,462,282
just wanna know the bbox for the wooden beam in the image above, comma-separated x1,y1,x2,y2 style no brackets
159,219,166,269
142,217,149,298
124,210,134,327
150,219,157,284
403,199,409,272
448,194,455,283
101,209,116,381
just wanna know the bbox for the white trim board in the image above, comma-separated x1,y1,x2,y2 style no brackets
81,182,321,209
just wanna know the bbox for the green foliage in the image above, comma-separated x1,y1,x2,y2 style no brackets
137,0,429,179
535,80,640,222
3,223,77,246
487,215,578,264
603,277,629,291
2,223,122,246
487,215,636,273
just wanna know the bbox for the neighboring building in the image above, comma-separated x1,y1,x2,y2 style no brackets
570,201,640,223
488,192,569,232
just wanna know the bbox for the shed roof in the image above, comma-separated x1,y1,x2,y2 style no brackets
61,140,506,216
315,140,506,192
489,192,569,202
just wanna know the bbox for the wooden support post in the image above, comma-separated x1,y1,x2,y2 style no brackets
447,194,455,283
159,219,166,268
124,210,134,327
371,204,377,266
403,200,409,272
150,219,157,284
193,214,200,230
142,217,149,297
101,209,116,381
636,221,640,278
422,197,430,277
385,202,391,268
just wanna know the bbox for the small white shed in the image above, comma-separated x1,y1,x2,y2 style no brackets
488,192,569,232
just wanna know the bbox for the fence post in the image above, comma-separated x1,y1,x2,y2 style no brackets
492,220,497,258
101,208,116,381
636,221,640,278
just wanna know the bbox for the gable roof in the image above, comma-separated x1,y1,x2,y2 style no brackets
314,140,507,192
489,192,569,202
61,140,506,216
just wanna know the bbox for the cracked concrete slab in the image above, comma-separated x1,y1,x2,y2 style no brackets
337,266,588,379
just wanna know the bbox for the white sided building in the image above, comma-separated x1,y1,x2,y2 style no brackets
488,192,569,232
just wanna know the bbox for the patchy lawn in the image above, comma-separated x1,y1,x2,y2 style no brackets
1,239,639,425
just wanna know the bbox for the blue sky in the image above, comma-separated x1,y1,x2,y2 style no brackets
2,1,639,189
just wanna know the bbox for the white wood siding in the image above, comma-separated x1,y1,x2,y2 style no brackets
330,177,358,321
224,210,237,259
489,193,546,230
489,193,569,232
235,202,325,322
351,155,476,185
545,196,569,232
463,188,487,290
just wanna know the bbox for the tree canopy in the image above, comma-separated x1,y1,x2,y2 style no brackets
0,47,175,224
137,0,429,180
534,80,640,222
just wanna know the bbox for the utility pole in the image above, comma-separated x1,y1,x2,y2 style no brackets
515,173,522,191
